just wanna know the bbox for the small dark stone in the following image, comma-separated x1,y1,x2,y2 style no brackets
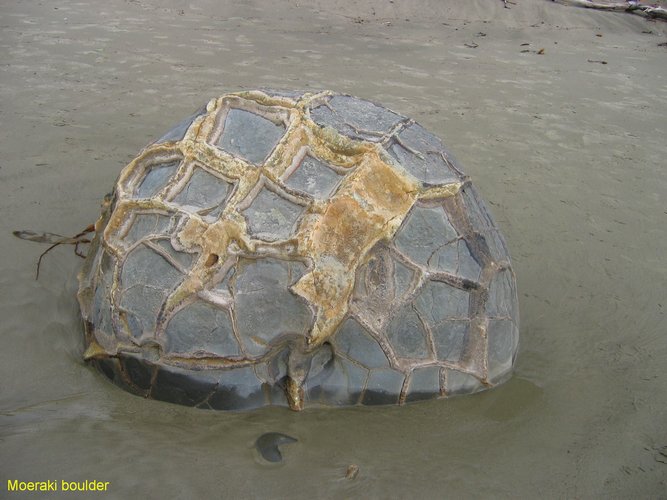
255,432,298,463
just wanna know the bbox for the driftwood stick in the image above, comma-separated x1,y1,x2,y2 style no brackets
551,0,667,20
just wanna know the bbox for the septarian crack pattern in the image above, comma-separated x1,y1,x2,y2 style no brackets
78,90,519,411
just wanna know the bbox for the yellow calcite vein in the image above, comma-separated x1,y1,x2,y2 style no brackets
293,152,419,345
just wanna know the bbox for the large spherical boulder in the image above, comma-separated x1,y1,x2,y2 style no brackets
78,90,519,410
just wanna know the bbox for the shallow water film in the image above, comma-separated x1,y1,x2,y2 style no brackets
1,0,666,497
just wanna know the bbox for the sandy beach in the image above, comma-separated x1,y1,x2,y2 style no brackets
1,0,666,497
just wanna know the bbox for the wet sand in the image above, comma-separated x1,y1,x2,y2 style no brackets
1,0,666,497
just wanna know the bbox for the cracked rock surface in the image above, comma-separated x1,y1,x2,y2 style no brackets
78,89,519,410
